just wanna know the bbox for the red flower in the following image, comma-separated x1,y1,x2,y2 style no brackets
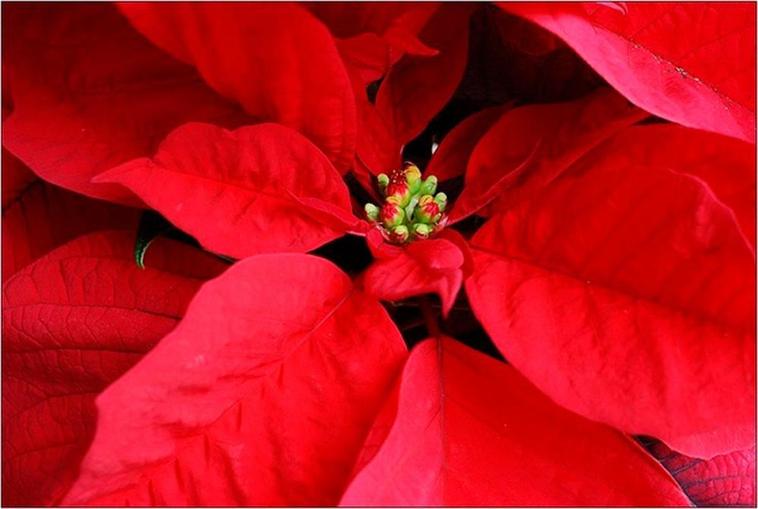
3,2,755,506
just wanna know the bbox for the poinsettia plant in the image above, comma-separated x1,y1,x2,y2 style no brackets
3,2,756,506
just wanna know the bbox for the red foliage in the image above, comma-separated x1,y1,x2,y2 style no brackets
2,2,755,506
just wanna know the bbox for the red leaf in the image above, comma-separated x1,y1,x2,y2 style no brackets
451,88,646,222
2,231,226,506
2,158,140,279
311,3,439,84
3,3,249,204
96,123,358,259
64,254,407,505
466,124,756,459
503,2,756,143
340,337,690,505
425,105,508,182
352,71,403,176
119,3,357,170
375,3,474,146
360,228,470,316
645,439,756,506
605,124,755,251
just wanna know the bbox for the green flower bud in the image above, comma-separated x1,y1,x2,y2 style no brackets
412,222,433,240
433,192,447,212
403,162,422,193
364,203,380,221
420,175,438,196
377,173,390,193
390,224,410,243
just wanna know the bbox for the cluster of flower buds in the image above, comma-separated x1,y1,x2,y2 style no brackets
364,162,448,244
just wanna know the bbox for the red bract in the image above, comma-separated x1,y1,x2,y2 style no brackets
63,254,406,505
3,232,227,506
96,122,359,258
340,338,690,506
361,228,472,317
3,3,251,205
2,154,140,279
465,123,755,458
2,1,755,507
503,2,757,143
118,3,357,172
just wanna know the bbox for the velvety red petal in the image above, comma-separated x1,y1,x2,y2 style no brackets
646,439,756,506
352,70,403,177
3,3,248,204
375,3,474,148
425,105,508,182
504,2,756,143
64,254,407,505
604,124,755,251
2,231,226,506
311,3,439,84
340,337,690,505
96,123,358,259
119,3,357,170
451,88,646,222
2,157,140,279
361,228,467,316
466,125,755,458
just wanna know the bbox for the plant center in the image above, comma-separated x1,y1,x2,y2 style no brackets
364,162,448,244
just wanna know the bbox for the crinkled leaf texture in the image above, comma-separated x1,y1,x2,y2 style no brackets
2,156,140,279
2,231,226,506
340,337,690,506
466,124,756,459
361,228,472,316
3,3,249,204
64,254,407,505
119,2,356,170
504,2,756,143
97,123,358,259
645,439,756,506
452,88,646,222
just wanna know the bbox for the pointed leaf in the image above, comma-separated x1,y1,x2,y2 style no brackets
2,231,226,506
341,337,690,506
3,3,249,204
96,122,358,259
119,3,356,170
425,105,508,182
466,124,756,458
504,2,756,143
311,3,439,84
361,228,469,316
375,3,474,146
451,88,646,222
64,254,407,505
